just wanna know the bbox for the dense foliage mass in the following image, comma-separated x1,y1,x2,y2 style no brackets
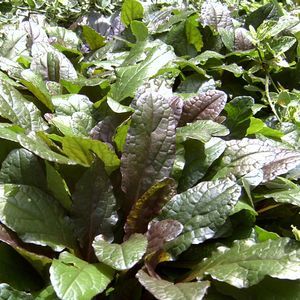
0,0,300,299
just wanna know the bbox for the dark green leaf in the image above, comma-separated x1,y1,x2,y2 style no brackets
179,138,226,191
0,184,76,251
71,159,117,258
265,185,300,207
224,96,254,138
0,243,43,291
214,277,300,300
0,148,46,189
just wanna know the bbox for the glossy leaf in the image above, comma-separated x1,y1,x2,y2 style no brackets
215,138,300,182
179,138,226,191
158,179,241,256
0,184,76,251
189,238,300,288
31,42,77,81
93,233,147,271
121,91,177,203
137,270,210,300
50,252,114,300
109,41,176,102
0,80,48,131
0,29,27,60
265,186,300,207
52,135,120,172
146,219,183,254
46,26,80,49
20,69,54,111
176,120,229,144
0,148,46,189
179,90,227,126
0,223,52,279
17,132,76,165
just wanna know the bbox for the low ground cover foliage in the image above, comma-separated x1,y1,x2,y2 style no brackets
0,0,300,299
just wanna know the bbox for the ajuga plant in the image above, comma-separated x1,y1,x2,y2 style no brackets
0,0,300,299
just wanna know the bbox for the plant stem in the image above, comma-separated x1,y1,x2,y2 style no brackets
265,75,282,123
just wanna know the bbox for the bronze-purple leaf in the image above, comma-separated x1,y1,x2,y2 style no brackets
146,219,183,254
179,90,227,126
124,178,176,240
121,91,178,204
144,219,183,277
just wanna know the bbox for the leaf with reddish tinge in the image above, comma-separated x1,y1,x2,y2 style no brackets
146,219,183,254
124,178,176,239
121,91,177,204
144,219,183,277
214,138,300,182
179,90,227,126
